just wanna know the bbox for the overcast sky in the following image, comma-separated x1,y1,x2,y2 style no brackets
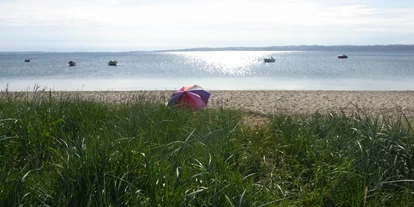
1,0,414,52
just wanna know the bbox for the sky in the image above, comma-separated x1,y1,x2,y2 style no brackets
1,0,414,52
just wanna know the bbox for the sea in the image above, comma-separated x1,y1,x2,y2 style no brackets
1,47,414,91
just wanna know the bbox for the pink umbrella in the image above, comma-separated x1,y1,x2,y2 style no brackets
167,85,211,110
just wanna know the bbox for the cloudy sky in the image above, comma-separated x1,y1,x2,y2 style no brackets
1,0,414,52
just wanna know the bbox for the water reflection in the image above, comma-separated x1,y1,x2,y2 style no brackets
170,51,283,76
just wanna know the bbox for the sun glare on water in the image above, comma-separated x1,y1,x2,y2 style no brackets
172,51,275,76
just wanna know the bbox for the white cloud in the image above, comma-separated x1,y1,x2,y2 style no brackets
355,28,387,32
1,1,411,28
1,0,414,51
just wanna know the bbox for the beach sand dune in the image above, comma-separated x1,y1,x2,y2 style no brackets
2,90,414,117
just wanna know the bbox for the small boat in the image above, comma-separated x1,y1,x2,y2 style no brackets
263,57,275,63
338,54,348,59
24,59,31,62
68,61,76,66
108,60,118,66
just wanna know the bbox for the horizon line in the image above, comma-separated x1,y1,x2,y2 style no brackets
2,44,414,53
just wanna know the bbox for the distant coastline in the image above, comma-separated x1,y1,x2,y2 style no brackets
1,44,414,53
156,44,414,52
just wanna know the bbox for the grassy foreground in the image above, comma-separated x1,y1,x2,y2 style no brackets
1,92,414,206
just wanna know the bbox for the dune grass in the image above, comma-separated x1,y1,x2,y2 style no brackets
0,91,413,206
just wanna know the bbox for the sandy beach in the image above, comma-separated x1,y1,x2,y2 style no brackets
2,90,414,117
210,90,414,117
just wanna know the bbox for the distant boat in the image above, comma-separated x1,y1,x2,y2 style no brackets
108,60,118,66
24,59,31,62
263,57,275,63
68,61,76,66
338,54,348,59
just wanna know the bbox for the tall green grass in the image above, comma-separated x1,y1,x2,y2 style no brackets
1,92,413,206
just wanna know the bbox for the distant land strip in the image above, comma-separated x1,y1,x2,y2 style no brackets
155,44,414,52
2,44,414,53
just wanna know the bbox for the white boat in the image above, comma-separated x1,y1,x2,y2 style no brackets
263,57,275,62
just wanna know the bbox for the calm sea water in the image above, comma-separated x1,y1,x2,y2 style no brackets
1,50,414,91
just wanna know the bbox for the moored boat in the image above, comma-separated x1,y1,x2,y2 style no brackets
68,61,76,66
108,60,118,66
263,57,275,62
338,54,348,59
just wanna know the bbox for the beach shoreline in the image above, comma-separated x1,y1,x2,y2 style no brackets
2,90,414,116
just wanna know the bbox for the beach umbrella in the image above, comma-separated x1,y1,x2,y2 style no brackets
168,85,210,110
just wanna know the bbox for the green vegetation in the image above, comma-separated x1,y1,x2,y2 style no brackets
1,92,413,206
